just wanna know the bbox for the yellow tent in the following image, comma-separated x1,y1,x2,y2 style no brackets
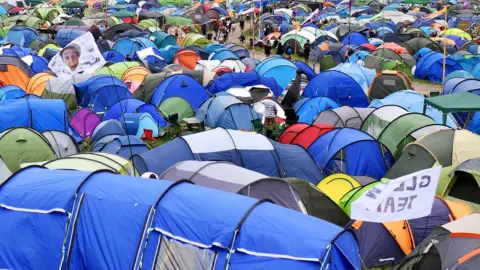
440,28,472,41
25,72,55,96
317,173,361,203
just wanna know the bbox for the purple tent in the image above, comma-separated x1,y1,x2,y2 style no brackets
70,108,101,138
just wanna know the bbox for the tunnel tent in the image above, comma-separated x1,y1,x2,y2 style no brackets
313,106,374,129
415,52,463,83
181,33,210,48
42,73,91,111
442,70,474,84
41,130,79,158
360,105,408,138
149,31,177,48
0,127,56,173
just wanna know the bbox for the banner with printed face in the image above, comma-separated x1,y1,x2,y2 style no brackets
48,32,105,77
351,166,441,222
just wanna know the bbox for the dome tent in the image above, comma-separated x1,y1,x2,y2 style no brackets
132,128,323,184
161,161,350,227
96,135,149,159
293,97,339,124
314,106,374,129
69,108,102,139
317,173,376,203
0,167,361,269
360,105,409,138
278,123,334,149
42,130,79,158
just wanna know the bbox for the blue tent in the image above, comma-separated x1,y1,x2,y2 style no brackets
255,57,297,89
150,74,211,112
74,75,132,113
29,55,49,74
195,94,262,131
444,78,480,95
442,70,474,84
91,119,126,147
294,97,339,124
348,51,369,63
112,37,158,57
415,52,463,83
103,98,146,121
102,50,126,63
294,61,316,80
331,63,376,92
3,26,46,47
149,31,177,48
442,78,469,94
136,104,169,127
307,128,393,179
209,48,240,61
56,28,87,47
341,33,369,46
303,70,369,107
369,90,458,128
97,135,149,159
0,85,25,101
157,45,182,63
451,55,480,72
0,98,68,133
206,72,283,97
0,167,360,269
203,43,224,54
132,128,323,183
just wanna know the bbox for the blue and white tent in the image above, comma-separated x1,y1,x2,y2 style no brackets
0,167,361,270
255,57,298,89
206,72,283,98
97,135,149,159
132,128,323,183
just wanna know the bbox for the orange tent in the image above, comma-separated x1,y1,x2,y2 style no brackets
121,66,151,93
173,49,201,70
0,65,30,90
377,42,409,54
25,73,55,96
263,32,282,42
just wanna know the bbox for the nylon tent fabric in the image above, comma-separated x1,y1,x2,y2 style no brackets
415,51,463,83
195,94,262,131
0,167,361,270
0,56,32,90
293,97,339,124
330,63,377,93
278,123,334,149
131,128,323,184
0,85,25,101
111,37,157,58
442,70,474,84
149,31,177,48
181,33,210,48
341,32,369,46
158,97,195,122
440,28,472,41
360,105,409,138
91,120,127,145
294,61,316,80
405,36,443,54
313,106,374,129
316,173,362,203
255,57,297,89
25,72,55,96
69,108,101,139
102,50,126,63
43,73,90,111
120,66,151,93
205,72,283,98
368,71,413,99
444,169,480,211
97,135,149,159
102,98,146,121
173,49,201,70
0,127,56,172
307,128,393,179
41,130,79,158
365,48,415,76
303,71,369,107
96,62,140,78
134,72,172,102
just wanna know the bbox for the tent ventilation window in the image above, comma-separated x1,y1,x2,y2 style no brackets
154,237,216,270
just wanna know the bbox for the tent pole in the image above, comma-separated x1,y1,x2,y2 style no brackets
105,0,108,28
442,7,448,81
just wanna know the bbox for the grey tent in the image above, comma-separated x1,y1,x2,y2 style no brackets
0,156,11,185
161,161,350,226
42,73,91,110
42,130,79,158
314,106,374,129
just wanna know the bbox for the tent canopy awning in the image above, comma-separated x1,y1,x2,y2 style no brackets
424,92,480,124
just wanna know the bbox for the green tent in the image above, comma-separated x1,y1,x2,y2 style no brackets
139,19,159,29
361,105,409,138
424,92,480,125
0,128,56,173
158,0,193,6
21,153,138,176
96,62,140,78
134,72,172,102
339,181,383,216
34,6,60,22
166,17,193,27
159,97,195,123
319,56,337,71
111,10,135,18
9,15,43,29
181,33,210,48
377,113,438,159
61,0,86,8
443,164,480,211
365,48,415,76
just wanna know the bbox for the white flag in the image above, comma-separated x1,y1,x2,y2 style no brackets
351,166,441,222
48,32,106,78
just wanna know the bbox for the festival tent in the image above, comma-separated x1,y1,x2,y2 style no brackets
102,98,146,121
293,97,339,124
102,23,144,41
91,119,127,146
173,49,202,70
206,72,283,98
181,33,210,48
74,75,132,113
0,55,32,90
442,70,474,84
309,42,346,71
405,36,443,54
69,108,101,139
0,166,361,269
409,197,472,245
316,173,375,203
0,85,25,100
348,220,415,268
148,31,177,48
368,70,413,99
313,106,374,129
41,130,78,158
303,71,369,107
278,123,334,149
25,72,55,96
55,28,87,47
102,50,125,63
111,37,157,58
307,128,393,179
2,25,45,47
386,129,480,182
415,51,463,83
440,28,472,41
121,66,151,93
442,158,480,210
341,32,369,46
150,74,211,122
133,72,171,102
255,57,297,89
42,73,90,111
443,78,480,95
0,98,68,133
195,94,261,131
360,105,409,138
209,49,240,62
294,61,316,80
365,48,415,76
376,113,439,158
97,135,149,159
0,127,56,172
132,128,323,183
330,63,376,93
395,213,480,270
96,62,141,78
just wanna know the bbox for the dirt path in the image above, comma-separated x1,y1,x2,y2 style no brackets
226,22,442,96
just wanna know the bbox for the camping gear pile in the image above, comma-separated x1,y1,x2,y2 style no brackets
0,0,480,269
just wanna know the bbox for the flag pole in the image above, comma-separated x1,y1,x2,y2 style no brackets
442,7,448,81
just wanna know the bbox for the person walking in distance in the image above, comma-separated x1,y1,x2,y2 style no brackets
261,94,277,139
303,40,311,63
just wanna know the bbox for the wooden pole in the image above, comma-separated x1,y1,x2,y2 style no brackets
442,7,448,81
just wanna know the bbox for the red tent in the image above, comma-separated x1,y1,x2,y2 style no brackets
278,123,334,149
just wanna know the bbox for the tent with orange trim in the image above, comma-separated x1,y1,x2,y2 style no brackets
121,66,151,93
173,49,201,70
25,72,55,96
348,219,415,268
394,213,480,270
368,70,413,99
277,123,334,149
0,55,33,90
377,42,409,55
